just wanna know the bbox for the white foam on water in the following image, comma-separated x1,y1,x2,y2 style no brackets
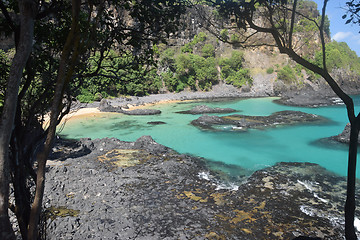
198,171,210,181
215,182,239,191
198,171,239,191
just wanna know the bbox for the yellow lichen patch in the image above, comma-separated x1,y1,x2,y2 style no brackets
262,176,274,189
216,214,231,221
241,228,252,234
254,201,266,211
273,231,284,237
230,210,256,224
210,192,228,206
183,191,208,203
45,206,80,220
65,192,75,198
97,149,146,169
204,231,226,240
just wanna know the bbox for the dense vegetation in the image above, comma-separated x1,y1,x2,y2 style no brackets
74,32,253,102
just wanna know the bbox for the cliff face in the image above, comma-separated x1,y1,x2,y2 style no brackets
163,3,360,97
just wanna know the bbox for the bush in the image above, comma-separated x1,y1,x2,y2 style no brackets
225,69,252,88
277,65,296,83
219,51,252,88
266,67,274,74
220,29,229,41
201,44,215,58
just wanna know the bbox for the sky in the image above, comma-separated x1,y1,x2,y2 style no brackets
313,0,360,56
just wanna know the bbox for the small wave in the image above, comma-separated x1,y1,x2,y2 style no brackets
198,171,239,191
300,205,345,231
198,171,211,181
297,180,328,202
215,182,239,191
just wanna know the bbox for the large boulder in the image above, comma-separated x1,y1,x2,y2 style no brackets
99,99,161,115
99,99,121,112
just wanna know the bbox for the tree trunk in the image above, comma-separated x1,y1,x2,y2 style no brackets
27,1,81,238
345,120,360,240
0,1,36,239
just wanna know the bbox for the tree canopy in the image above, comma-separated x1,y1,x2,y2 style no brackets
0,0,186,239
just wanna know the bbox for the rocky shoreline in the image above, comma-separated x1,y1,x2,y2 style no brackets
80,82,346,113
42,136,359,239
39,83,360,239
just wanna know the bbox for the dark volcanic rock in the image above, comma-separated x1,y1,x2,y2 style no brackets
121,108,161,115
99,99,122,112
43,137,353,239
191,111,326,131
147,121,166,125
274,86,343,108
99,99,161,115
329,123,360,144
176,104,237,114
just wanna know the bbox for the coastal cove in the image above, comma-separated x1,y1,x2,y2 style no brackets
58,96,360,179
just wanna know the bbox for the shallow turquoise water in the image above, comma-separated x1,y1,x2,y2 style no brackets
59,97,360,177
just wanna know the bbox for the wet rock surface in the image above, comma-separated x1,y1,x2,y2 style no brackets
328,123,360,144
176,105,237,115
43,136,359,239
191,110,327,131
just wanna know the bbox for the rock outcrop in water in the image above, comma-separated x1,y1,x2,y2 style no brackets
41,136,356,239
328,123,360,144
191,110,326,131
176,104,237,114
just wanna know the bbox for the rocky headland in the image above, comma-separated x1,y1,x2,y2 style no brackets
42,136,359,239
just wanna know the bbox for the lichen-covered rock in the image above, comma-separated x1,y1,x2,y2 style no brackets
43,137,354,239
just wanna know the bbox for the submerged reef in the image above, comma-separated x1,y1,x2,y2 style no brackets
41,136,356,239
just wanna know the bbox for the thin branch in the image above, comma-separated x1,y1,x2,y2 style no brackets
288,0,298,48
320,0,328,71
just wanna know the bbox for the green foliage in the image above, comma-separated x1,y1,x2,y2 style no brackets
196,32,207,42
160,48,176,71
226,69,252,88
277,65,296,83
314,41,360,74
181,32,208,53
76,51,162,102
181,43,193,53
220,29,229,41
266,67,274,74
161,52,218,91
219,51,252,88
201,44,215,58
230,34,240,43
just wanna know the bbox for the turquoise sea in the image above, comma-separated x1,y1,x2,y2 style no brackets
59,96,360,178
